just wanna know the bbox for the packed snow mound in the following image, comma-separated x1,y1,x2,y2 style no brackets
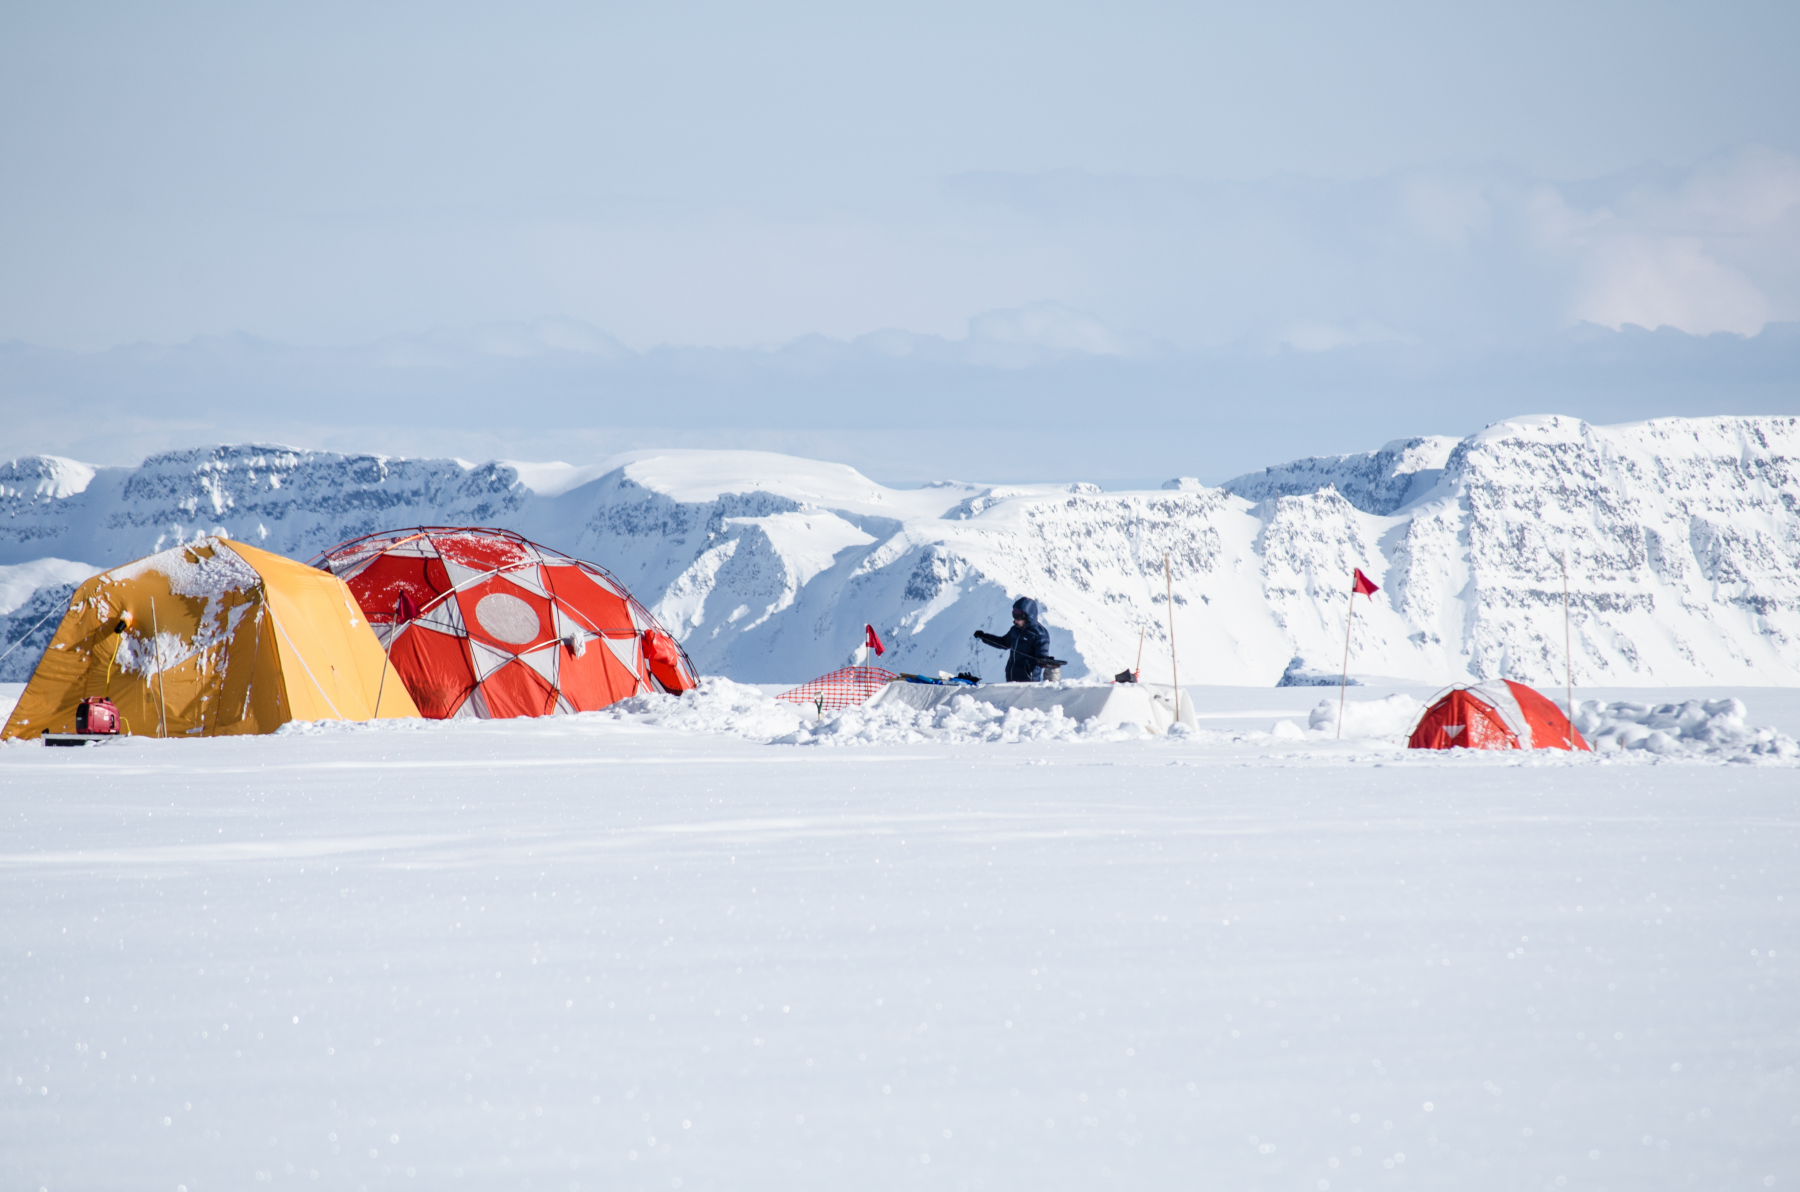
599,677,811,741
596,679,1152,746
1302,694,1425,739
598,681,1800,762
773,691,1156,747
1291,692,1799,761
1577,697,1800,759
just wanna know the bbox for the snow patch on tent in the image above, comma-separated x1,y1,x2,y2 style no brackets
104,540,263,676
107,538,260,601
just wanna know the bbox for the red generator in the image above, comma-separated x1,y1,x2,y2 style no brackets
76,698,120,735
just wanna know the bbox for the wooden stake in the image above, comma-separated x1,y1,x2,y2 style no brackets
1337,581,1356,740
373,612,394,720
1164,554,1180,720
1134,626,1145,679
150,597,170,738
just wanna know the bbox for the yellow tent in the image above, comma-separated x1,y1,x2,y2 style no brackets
2,536,419,741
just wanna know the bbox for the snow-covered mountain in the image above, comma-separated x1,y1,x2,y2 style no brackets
2,414,1796,686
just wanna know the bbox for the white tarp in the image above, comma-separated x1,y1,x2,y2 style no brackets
866,679,1196,733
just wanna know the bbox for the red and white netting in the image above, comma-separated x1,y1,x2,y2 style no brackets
774,666,898,712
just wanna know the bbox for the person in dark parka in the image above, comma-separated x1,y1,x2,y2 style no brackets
974,596,1052,681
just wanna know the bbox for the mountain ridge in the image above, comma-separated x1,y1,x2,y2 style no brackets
2,414,1795,687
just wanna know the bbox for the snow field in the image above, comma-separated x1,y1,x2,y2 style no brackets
2,699,1797,1191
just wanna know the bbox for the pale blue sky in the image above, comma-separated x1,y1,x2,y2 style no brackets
0,0,1795,478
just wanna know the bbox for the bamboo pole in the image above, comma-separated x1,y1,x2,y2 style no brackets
1164,554,1179,719
150,597,170,738
373,594,398,719
1337,581,1357,740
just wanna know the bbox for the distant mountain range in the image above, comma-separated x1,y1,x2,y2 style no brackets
1,414,1795,687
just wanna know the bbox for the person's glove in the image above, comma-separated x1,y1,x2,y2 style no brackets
972,629,984,639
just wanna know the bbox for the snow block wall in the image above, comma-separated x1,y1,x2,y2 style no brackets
0,415,1796,685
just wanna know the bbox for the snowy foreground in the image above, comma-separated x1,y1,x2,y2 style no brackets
4,684,1799,1191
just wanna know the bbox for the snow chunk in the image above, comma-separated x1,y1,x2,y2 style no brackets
601,677,811,741
775,691,1150,746
1309,694,1424,740
1577,698,1799,760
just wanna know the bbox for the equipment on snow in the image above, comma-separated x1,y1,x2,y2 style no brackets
45,696,125,746
76,697,118,735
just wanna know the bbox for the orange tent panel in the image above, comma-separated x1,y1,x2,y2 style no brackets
2,537,418,741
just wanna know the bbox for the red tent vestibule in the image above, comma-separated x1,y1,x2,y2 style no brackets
1407,680,1590,751
315,527,696,719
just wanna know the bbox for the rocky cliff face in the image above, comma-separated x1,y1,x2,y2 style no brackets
2,416,1796,686
1223,435,1460,516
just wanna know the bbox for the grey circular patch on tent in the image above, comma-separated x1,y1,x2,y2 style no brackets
474,592,541,644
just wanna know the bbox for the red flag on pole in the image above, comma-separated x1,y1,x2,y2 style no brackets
1338,569,1379,739
864,624,885,656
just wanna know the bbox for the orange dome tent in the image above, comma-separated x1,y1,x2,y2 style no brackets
1407,680,1589,751
3,536,418,741
315,528,696,720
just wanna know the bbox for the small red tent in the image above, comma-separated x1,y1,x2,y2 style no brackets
316,527,696,719
1408,680,1589,751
